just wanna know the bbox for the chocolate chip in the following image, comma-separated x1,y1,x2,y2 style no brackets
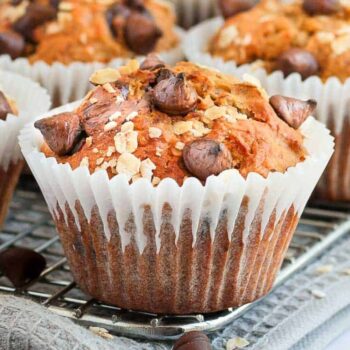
0,30,25,59
173,331,212,350
155,68,174,84
303,0,340,15
105,3,131,37
270,95,317,129
183,140,233,181
218,0,257,19
34,112,83,156
124,11,162,55
140,54,165,71
276,48,319,80
0,91,14,121
0,248,46,288
152,73,198,115
13,3,57,42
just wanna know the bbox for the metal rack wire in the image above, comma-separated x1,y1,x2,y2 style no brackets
0,182,350,340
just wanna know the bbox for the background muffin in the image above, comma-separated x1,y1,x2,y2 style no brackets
210,0,350,82
0,0,183,105
0,71,50,227
0,0,179,64
20,58,333,314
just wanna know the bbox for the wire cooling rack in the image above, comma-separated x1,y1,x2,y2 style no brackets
0,177,350,340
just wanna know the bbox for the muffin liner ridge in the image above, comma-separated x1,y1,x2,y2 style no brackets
19,100,334,313
0,71,51,227
0,27,185,107
184,17,350,200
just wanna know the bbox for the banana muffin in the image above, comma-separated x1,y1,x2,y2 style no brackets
35,57,311,183
0,0,178,64
211,0,350,81
23,56,333,314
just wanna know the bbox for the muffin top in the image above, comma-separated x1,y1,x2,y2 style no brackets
0,0,178,64
211,0,350,81
34,56,314,185
0,88,17,121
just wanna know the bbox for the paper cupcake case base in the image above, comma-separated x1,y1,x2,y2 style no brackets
0,28,185,107
184,17,350,201
51,199,298,314
0,161,24,228
19,96,333,314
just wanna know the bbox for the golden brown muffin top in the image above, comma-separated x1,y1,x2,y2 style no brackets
0,0,178,64
211,0,350,81
34,57,314,185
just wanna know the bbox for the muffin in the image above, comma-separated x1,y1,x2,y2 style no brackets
185,0,350,200
0,71,50,227
210,0,350,82
0,0,182,105
20,57,333,314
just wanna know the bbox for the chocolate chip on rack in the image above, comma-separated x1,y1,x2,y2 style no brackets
270,95,317,129
124,11,162,55
218,0,257,19
172,331,212,350
276,48,319,80
183,140,233,181
13,3,57,42
0,248,46,288
140,54,165,71
34,112,83,156
0,91,14,121
303,0,340,15
152,73,198,115
0,30,25,59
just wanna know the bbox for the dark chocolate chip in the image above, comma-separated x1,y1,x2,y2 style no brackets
13,3,57,42
0,30,25,59
34,112,83,156
124,11,162,55
218,0,257,19
270,95,317,129
183,140,233,181
0,91,14,121
0,248,46,288
140,54,165,71
173,331,212,350
152,73,198,115
276,48,319,80
105,3,131,37
303,0,340,15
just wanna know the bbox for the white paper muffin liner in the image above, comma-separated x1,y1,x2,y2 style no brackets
184,17,350,200
169,0,219,28
0,27,185,107
0,71,51,170
18,94,333,313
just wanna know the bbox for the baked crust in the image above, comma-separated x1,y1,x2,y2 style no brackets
40,60,307,185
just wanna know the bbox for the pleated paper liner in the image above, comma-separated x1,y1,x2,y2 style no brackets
0,27,185,108
19,99,333,313
0,71,51,227
184,17,350,201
